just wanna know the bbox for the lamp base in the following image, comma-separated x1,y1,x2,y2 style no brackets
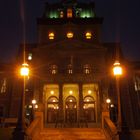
12,128,26,140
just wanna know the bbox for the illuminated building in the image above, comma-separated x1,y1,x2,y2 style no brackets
0,0,140,132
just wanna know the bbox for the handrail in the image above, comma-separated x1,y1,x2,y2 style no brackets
102,111,119,140
103,117,119,140
25,111,43,140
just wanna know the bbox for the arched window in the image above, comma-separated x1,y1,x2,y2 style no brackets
85,32,92,39
67,64,73,74
83,64,91,74
48,32,55,40
65,96,77,123
83,96,96,122
67,8,73,18
60,11,64,18
0,78,6,93
50,65,58,74
47,96,59,123
67,32,74,39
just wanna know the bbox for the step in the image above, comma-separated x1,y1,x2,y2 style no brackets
41,128,107,140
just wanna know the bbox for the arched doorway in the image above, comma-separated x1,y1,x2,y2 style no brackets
83,96,96,122
47,96,59,123
65,96,77,124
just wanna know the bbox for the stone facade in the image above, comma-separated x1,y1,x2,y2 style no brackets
0,0,140,130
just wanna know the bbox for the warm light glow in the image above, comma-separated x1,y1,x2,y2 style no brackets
88,90,92,94
28,53,32,60
86,99,90,102
86,32,92,39
67,8,73,18
60,11,64,18
26,113,30,116
69,99,73,102
28,56,32,60
67,32,73,38
50,90,54,95
110,104,114,108
113,61,122,76
52,99,56,102
106,98,111,104
29,105,32,108
20,63,29,76
35,104,38,109
69,90,73,95
49,32,54,40
32,99,37,105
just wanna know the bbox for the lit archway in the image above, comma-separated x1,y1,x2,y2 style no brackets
65,96,77,123
83,96,96,122
47,96,59,123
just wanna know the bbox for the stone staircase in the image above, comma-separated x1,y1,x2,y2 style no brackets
41,128,107,140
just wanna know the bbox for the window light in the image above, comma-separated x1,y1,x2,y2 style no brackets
60,11,64,18
69,90,73,95
0,78,6,93
88,90,92,94
50,90,54,95
67,8,73,18
67,32,73,38
49,32,54,40
86,32,92,39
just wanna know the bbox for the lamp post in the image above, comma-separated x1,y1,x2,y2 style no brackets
106,98,111,109
113,61,122,132
32,99,37,119
13,63,29,140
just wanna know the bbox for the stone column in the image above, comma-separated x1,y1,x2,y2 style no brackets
59,84,63,120
78,83,83,121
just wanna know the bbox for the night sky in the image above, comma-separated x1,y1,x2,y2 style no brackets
0,0,140,62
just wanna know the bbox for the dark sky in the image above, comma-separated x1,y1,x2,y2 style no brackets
0,0,140,62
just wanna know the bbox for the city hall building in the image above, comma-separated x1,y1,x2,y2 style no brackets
0,0,140,130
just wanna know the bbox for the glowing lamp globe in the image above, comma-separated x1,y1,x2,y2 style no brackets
113,61,122,76
20,63,29,76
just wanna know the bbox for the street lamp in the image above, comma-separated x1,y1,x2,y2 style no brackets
32,99,37,119
13,63,29,140
106,98,111,109
113,61,122,132
32,99,37,105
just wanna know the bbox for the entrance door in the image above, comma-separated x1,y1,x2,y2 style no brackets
83,96,96,122
65,96,77,125
47,96,59,123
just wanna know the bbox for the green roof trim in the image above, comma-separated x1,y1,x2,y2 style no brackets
80,9,95,18
49,10,59,18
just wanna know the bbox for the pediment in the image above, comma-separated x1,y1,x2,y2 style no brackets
36,39,106,51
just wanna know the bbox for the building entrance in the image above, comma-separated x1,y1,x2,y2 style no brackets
65,96,77,125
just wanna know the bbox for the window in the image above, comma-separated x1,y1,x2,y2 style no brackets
83,96,96,122
84,64,91,74
67,8,73,18
1,78,7,93
50,65,58,74
60,11,64,18
67,64,73,74
47,96,59,123
49,32,55,40
67,32,74,39
134,75,140,91
85,32,92,39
